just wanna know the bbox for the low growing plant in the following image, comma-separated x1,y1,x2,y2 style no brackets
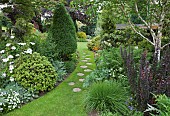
84,81,129,115
145,94,170,116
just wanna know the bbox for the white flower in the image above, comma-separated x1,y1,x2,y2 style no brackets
0,108,3,111
2,58,9,62
11,46,16,50
24,48,32,54
10,36,15,39
0,50,5,54
9,62,14,65
2,73,6,77
15,54,20,57
6,43,11,47
10,70,13,73
9,65,14,71
134,46,138,49
30,42,35,45
8,55,14,59
10,77,14,82
0,102,2,105
17,43,26,46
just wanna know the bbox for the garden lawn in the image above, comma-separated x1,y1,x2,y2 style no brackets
5,42,96,116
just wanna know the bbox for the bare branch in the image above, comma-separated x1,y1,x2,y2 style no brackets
117,1,154,46
161,43,170,49
128,20,154,46
135,2,156,44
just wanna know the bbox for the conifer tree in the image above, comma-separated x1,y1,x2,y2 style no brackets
50,3,77,60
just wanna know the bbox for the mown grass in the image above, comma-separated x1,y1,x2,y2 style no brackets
6,42,96,116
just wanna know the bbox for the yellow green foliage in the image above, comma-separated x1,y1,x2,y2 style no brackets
77,31,87,39
87,35,101,51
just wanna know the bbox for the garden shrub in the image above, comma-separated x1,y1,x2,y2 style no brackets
121,47,170,112
0,83,38,114
77,31,87,39
13,18,34,41
87,35,101,51
49,3,77,60
13,52,57,92
84,81,129,115
84,47,128,88
95,48,126,80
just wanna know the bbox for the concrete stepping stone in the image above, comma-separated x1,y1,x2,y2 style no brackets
80,65,88,68
82,60,88,62
73,88,81,92
84,69,92,72
85,58,90,60
86,55,90,57
77,73,84,76
86,63,92,65
79,78,85,82
68,82,75,86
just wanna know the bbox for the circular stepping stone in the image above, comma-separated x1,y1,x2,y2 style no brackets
86,55,90,56
84,69,92,72
80,65,88,68
68,82,75,86
73,88,81,92
82,60,88,62
77,73,84,76
79,78,85,82
85,58,90,60
86,63,92,65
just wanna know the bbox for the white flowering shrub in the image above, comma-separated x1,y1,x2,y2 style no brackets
0,88,20,113
0,40,35,87
0,83,38,114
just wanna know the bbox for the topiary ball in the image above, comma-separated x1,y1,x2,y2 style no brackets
13,52,57,92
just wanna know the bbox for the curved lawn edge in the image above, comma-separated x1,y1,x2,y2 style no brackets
5,42,96,116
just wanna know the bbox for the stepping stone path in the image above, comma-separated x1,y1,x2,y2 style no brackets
85,58,90,60
68,82,75,86
79,79,85,82
86,63,92,65
73,88,81,92
84,69,92,72
80,65,88,68
82,60,88,62
77,73,85,76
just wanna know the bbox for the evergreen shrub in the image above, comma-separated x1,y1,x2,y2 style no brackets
13,52,57,92
49,3,77,60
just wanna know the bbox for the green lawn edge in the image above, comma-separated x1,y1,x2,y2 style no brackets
5,42,96,116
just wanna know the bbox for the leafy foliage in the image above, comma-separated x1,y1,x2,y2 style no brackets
87,35,101,51
13,52,57,92
146,94,170,116
0,83,38,114
77,31,87,39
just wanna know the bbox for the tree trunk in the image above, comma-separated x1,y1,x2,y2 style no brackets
154,37,161,61
0,25,2,37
